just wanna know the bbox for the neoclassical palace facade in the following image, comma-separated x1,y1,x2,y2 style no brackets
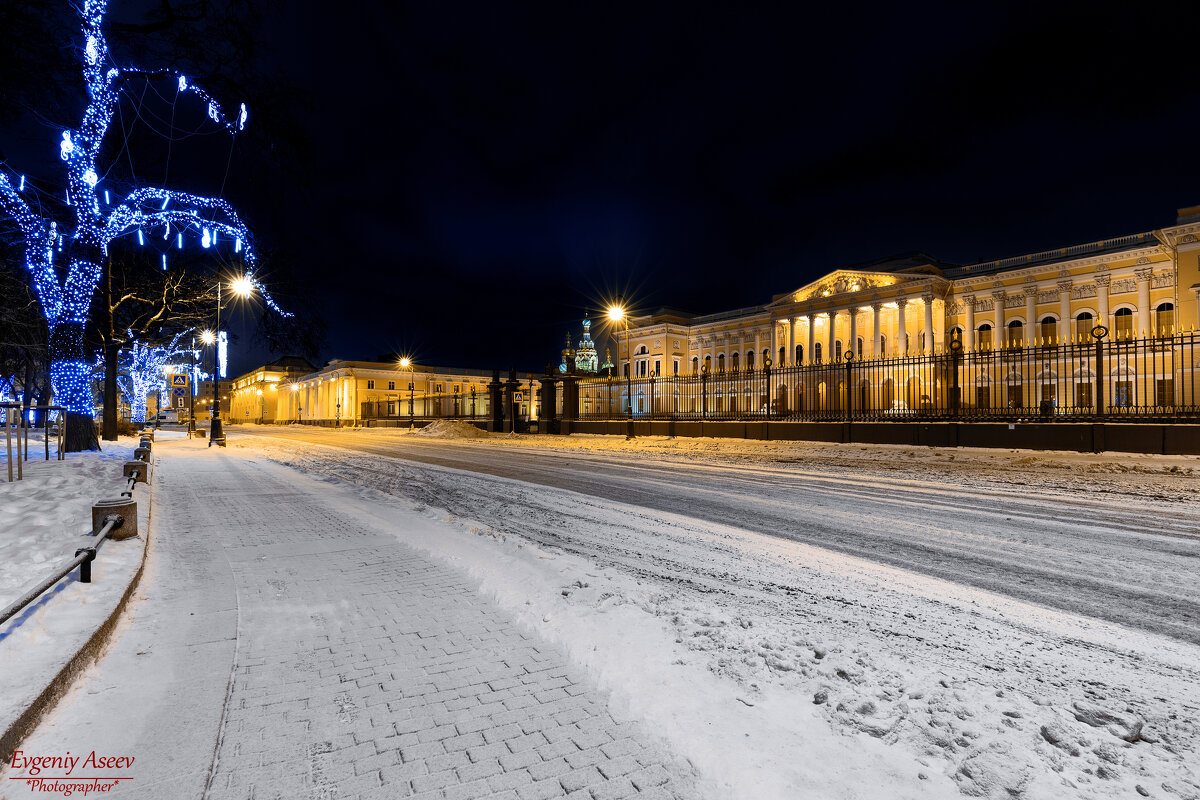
616,207,1200,379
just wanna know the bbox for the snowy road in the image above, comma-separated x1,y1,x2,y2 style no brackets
220,427,1200,799
234,427,1200,645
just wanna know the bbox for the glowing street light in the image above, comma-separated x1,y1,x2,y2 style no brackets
399,357,415,430
199,329,216,345
607,304,634,437
208,274,257,446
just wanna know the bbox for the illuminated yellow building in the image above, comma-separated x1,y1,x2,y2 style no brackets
273,360,541,425
617,207,1200,375
228,357,316,423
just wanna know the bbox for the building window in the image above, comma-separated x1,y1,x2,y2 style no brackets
673,359,680,375
779,346,786,365
731,353,739,371
1075,312,1094,342
1114,308,1134,340
1156,379,1175,406
857,337,863,358
654,359,661,375
795,344,802,364
879,334,886,355
691,357,698,374
1040,316,1057,345
835,340,842,361
747,351,755,369
977,324,993,351
1156,303,1175,337
367,379,375,389
388,380,395,390
704,355,711,373
717,354,725,373
1007,320,1023,349
814,342,822,363
435,383,443,392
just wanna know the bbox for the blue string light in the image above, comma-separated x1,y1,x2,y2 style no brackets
120,330,194,422
0,0,284,419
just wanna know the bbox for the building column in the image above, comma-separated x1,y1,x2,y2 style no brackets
1136,268,1152,335
848,308,858,359
770,323,778,365
871,304,881,357
823,310,834,360
1057,280,1072,343
922,292,934,353
754,329,761,365
896,299,908,355
804,314,814,364
785,319,795,365
964,295,976,350
992,291,1006,342
1024,286,1037,345
1096,275,1110,333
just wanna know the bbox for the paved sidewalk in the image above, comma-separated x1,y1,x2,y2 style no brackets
14,443,701,800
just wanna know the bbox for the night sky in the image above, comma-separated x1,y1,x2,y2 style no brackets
7,2,1200,375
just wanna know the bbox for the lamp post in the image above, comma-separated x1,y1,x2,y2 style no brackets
203,276,254,446
399,357,415,430
256,388,264,424
607,305,633,438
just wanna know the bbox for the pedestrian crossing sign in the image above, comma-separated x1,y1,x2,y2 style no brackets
171,374,189,388
514,392,524,402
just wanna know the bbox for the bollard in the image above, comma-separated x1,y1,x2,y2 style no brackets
133,446,151,462
122,460,149,484
92,498,137,541
140,430,154,441
139,438,152,450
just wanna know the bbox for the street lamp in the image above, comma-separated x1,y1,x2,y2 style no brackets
608,305,634,438
399,357,415,430
205,275,254,446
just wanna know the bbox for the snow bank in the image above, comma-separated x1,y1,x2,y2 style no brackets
414,419,488,439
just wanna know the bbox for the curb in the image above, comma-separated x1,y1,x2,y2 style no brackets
0,454,156,763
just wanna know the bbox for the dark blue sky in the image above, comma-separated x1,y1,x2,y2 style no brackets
5,1,1200,375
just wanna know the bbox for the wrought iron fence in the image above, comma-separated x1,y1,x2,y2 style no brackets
574,329,1200,422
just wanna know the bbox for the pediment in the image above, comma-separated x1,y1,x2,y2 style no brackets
768,270,931,308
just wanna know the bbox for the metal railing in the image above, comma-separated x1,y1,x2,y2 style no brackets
3,403,66,482
0,509,128,629
573,329,1200,422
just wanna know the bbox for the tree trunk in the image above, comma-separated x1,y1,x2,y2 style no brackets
102,258,118,440
49,322,100,453
103,339,118,440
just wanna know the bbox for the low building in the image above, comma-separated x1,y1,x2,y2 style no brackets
276,360,541,426
227,357,317,424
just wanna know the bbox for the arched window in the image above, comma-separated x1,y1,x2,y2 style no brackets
1040,316,1057,345
761,348,770,366
1007,320,1023,349
779,346,786,365
977,323,993,351
1155,303,1175,337
814,342,823,363
834,340,842,361
1075,312,1094,342
691,357,699,374
856,337,863,358
795,344,802,364
717,354,725,373
747,350,755,369
731,352,740,371
879,334,886,355
703,355,711,373
1114,307,1134,340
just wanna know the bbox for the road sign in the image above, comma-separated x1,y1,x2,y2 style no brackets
173,387,185,398
171,374,189,388
514,392,524,402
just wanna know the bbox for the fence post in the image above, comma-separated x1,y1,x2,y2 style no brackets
949,337,963,417
844,352,853,422
1092,325,1108,418
764,360,772,422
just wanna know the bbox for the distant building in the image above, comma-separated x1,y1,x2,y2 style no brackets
559,315,600,373
228,357,317,423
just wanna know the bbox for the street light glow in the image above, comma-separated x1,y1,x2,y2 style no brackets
230,276,255,298
399,357,411,368
607,305,625,323
199,329,216,344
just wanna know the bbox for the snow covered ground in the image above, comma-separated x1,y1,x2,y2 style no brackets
226,428,1200,800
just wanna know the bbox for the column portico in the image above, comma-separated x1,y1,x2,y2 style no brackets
806,314,816,364
1057,281,1072,344
1135,268,1152,334
870,304,881,357
1024,286,1037,346
1096,275,1111,334
827,310,837,360
848,308,858,359
896,299,908,356
922,293,934,353
964,296,976,350
786,319,795,365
